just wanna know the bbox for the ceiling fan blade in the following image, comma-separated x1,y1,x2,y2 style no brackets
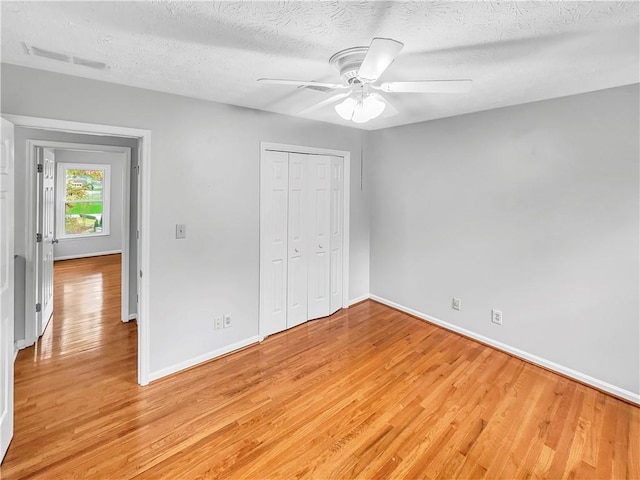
379,95,399,118
299,92,352,115
377,80,473,94
258,78,347,89
357,38,404,82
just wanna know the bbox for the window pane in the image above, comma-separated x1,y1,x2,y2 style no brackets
65,212,103,235
66,169,104,202
64,169,105,236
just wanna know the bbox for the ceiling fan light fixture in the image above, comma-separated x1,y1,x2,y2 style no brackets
335,97,357,120
364,93,386,119
337,93,386,123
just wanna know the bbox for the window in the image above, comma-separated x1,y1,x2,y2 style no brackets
56,163,110,238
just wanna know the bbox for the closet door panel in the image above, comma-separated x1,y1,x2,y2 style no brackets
308,155,331,320
287,154,308,328
330,156,343,313
260,150,289,337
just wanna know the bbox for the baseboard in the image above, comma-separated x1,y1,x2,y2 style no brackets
127,314,137,321
148,335,261,383
54,250,122,261
369,294,640,406
348,293,370,306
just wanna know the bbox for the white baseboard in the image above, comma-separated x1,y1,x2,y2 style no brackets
348,293,370,306
54,250,122,261
148,335,261,383
126,314,137,322
369,294,640,405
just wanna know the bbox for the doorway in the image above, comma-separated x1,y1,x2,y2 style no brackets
29,141,133,340
4,114,151,386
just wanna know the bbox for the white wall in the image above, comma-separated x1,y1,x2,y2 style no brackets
1,64,369,377
367,84,640,398
12,127,138,343
54,149,125,260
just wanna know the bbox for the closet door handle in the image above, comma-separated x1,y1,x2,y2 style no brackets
294,248,299,253
318,244,323,249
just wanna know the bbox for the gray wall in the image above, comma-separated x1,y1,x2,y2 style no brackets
367,84,640,396
54,149,125,259
12,127,138,342
2,64,369,376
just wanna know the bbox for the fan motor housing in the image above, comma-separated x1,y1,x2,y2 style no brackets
329,46,368,84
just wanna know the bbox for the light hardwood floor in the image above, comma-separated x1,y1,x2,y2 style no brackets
2,254,638,479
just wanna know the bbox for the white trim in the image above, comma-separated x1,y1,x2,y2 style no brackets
14,340,26,352
7,115,151,387
369,294,640,405
148,336,260,383
54,250,122,261
348,293,370,306
259,142,351,339
127,314,137,321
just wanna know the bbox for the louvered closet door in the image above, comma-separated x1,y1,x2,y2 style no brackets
307,155,331,321
259,150,289,337
286,154,308,328
329,156,343,314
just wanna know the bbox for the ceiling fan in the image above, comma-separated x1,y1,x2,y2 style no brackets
258,38,472,124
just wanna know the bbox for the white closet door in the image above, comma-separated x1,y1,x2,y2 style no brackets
307,155,331,320
287,154,308,328
259,150,289,337
329,156,343,314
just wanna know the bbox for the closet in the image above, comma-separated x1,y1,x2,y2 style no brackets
260,149,344,338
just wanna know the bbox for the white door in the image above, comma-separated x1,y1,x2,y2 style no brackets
307,155,331,321
259,150,289,337
0,118,15,461
287,154,308,328
38,149,55,336
329,156,343,314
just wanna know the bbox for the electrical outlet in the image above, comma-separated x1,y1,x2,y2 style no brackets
452,297,461,311
223,315,232,328
176,224,187,239
214,317,223,330
491,309,503,325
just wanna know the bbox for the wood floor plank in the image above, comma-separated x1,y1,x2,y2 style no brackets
1,254,638,479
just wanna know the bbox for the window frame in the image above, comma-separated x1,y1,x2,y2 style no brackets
56,162,111,239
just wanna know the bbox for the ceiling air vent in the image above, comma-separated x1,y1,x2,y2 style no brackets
298,84,333,93
23,43,108,70
72,56,108,70
28,45,71,63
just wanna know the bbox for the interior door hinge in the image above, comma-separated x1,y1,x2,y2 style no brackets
136,230,140,240
36,233,43,243
36,164,43,173
35,303,41,313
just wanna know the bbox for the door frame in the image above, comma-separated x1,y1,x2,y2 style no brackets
27,141,132,333
259,142,351,339
4,114,151,386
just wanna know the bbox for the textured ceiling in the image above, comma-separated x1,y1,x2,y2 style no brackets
1,1,639,130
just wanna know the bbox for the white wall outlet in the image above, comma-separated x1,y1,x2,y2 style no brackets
491,309,503,325
214,316,223,330
452,297,462,311
176,224,187,239
223,315,232,328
